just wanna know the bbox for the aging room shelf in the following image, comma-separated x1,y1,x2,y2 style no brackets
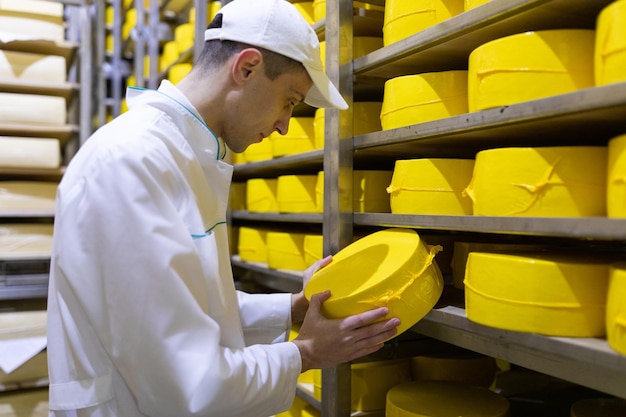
354,82,626,161
353,0,614,79
0,79,79,102
0,123,78,147
413,305,626,399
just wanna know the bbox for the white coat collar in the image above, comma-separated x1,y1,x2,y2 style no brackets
125,80,228,161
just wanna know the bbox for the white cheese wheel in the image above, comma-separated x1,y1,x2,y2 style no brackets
0,93,66,125
386,380,509,417
0,136,60,169
0,223,53,259
0,387,48,417
0,16,64,42
465,252,609,337
0,181,57,212
0,50,66,82
0,0,63,19
465,146,607,217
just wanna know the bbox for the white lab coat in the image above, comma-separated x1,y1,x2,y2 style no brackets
47,81,302,417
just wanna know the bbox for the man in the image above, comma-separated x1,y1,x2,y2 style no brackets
46,0,400,416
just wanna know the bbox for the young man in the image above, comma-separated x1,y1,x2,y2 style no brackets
46,0,400,416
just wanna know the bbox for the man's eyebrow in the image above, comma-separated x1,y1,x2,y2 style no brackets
292,88,305,103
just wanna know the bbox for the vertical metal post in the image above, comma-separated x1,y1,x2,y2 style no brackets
111,0,123,117
193,0,207,64
134,0,145,87
321,0,353,416
76,1,94,145
147,0,159,89
94,0,106,125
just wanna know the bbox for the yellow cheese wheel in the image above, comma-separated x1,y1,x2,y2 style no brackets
314,101,383,148
267,232,307,271
595,0,626,86
245,178,278,212
607,134,626,218
161,41,179,70
287,325,319,385
0,93,66,125
383,0,464,46
237,227,268,263
275,395,308,417
386,380,509,417
175,23,195,53
388,158,474,215
168,63,192,85
277,175,319,213
313,0,384,22
0,387,48,417
353,170,393,213
318,37,383,72
0,137,60,169
228,181,246,211
607,264,626,356
0,181,57,212
243,138,273,162
464,0,491,10
468,30,595,112
315,172,324,212
0,224,53,259
410,351,497,388
294,1,315,24
301,406,320,417
352,359,412,411
450,241,548,289
381,71,468,130
189,2,222,24
0,50,66,83
270,117,315,157
466,146,607,217
304,234,323,267
465,252,609,337
304,228,443,337
571,398,626,417
353,101,383,137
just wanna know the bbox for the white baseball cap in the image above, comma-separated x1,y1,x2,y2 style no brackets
204,0,348,110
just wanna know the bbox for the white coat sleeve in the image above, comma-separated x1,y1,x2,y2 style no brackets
54,139,301,417
237,291,293,345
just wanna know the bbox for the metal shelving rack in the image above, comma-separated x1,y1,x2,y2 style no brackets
230,0,626,415
0,0,95,304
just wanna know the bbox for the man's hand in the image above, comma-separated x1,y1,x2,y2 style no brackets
291,290,400,372
291,255,332,323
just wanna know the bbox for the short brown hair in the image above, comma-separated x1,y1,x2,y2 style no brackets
194,39,306,80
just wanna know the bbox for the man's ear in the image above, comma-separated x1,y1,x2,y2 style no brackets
232,48,263,85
